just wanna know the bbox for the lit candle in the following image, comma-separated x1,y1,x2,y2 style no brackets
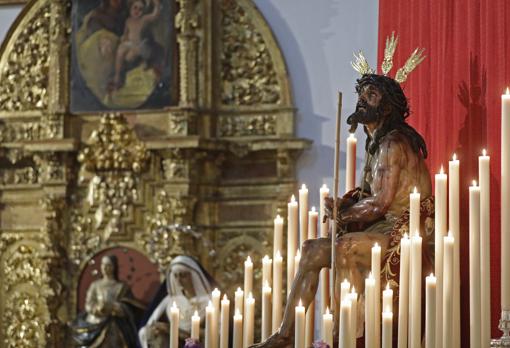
349,288,358,348
425,274,436,348
398,233,410,348
273,215,283,262
469,181,481,348
294,249,301,277
409,187,421,241
262,255,272,287
288,195,298,295
410,231,422,348
339,299,352,348
365,273,375,348
295,299,306,348
449,153,460,348
443,232,454,348
502,88,510,311
306,207,318,348
243,293,255,348
299,184,309,247
170,301,179,348
244,256,253,304
435,166,447,348
212,288,221,348
262,281,272,341
235,287,244,316
341,278,351,302
220,295,230,348
372,242,381,347
383,283,393,313
479,149,491,347
319,184,330,315
272,250,283,332
308,207,318,241
346,132,357,192
205,301,214,348
322,307,333,348
191,310,200,340
382,311,393,348
233,309,243,348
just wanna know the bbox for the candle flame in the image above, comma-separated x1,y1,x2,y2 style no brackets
325,307,330,315
440,165,444,174
447,230,453,238
276,250,282,259
472,180,478,187
349,132,355,138
246,256,252,264
298,299,303,307
453,153,457,161
373,242,380,248
430,273,434,278
301,183,307,190
248,292,254,300
311,206,316,212
275,214,282,220
194,310,199,316
236,287,242,293
208,300,212,306
403,232,409,239
296,249,301,258
482,148,487,156
263,255,270,261
223,294,228,301
172,301,177,309
386,283,390,290
264,280,270,288
290,195,296,203
413,186,418,194
235,309,241,316
506,87,510,95
351,286,356,294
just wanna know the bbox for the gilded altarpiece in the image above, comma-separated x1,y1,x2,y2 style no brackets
0,0,310,346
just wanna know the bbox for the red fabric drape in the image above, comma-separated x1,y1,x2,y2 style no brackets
379,0,510,344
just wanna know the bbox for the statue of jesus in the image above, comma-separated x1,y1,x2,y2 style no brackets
252,72,432,347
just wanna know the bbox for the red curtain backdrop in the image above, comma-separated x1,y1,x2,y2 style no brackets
378,0,510,344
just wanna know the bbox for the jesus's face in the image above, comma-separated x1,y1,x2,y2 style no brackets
354,84,384,124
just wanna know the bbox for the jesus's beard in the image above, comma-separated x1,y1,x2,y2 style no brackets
346,104,381,133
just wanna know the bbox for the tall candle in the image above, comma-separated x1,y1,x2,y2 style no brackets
339,299,352,348
212,288,221,348
443,232,454,348
469,182,481,348
365,273,375,348
295,299,306,348
346,133,357,192
235,287,244,316
479,149,491,347
382,311,393,348
205,301,214,348
233,309,243,348
262,281,272,341
299,184,309,247
409,187,420,241
272,250,283,332
244,256,253,304
243,293,255,348
288,195,298,295
191,310,200,340
425,274,436,348
319,184,330,315
349,288,358,348
383,283,393,313
502,88,510,311
170,301,179,348
435,167,447,348
294,249,301,277
372,243,381,347
273,215,283,261
305,207,318,348
322,307,333,348
410,232,422,348
262,255,272,287
220,295,230,348
449,153,460,348
398,233,410,348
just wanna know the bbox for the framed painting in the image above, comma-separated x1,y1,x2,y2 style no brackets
70,0,175,112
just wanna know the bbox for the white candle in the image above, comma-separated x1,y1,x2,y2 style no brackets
212,288,221,348
425,274,436,348
382,311,393,348
233,309,243,348
191,310,200,340
479,149,491,347
319,184,330,315
502,88,510,311
262,281,272,341
372,242,381,347
435,167,447,348
170,301,179,348
294,249,301,277
398,233,410,348
205,301,214,348
322,307,333,348
449,153,461,348
274,215,283,262
305,207,318,348
244,257,253,305
346,132,357,192
288,195,298,295
341,278,351,302
349,288,358,348
365,273,375,348
299,184,309,247
383,283,393,313
220,295,230,348
410,232,422,348
272,250,283,332
262,255,272,287
243,292,255,348
443,232,454,348
339,299,352,348
469,181,481,348
409,187,421,240
295,299,306,348
235,287,244,316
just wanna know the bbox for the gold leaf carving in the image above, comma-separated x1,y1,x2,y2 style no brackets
221,0,281,105
0,4,51,111
218,114,276,137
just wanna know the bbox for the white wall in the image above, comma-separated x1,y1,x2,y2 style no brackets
0,1,379,204
254,0,379,204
